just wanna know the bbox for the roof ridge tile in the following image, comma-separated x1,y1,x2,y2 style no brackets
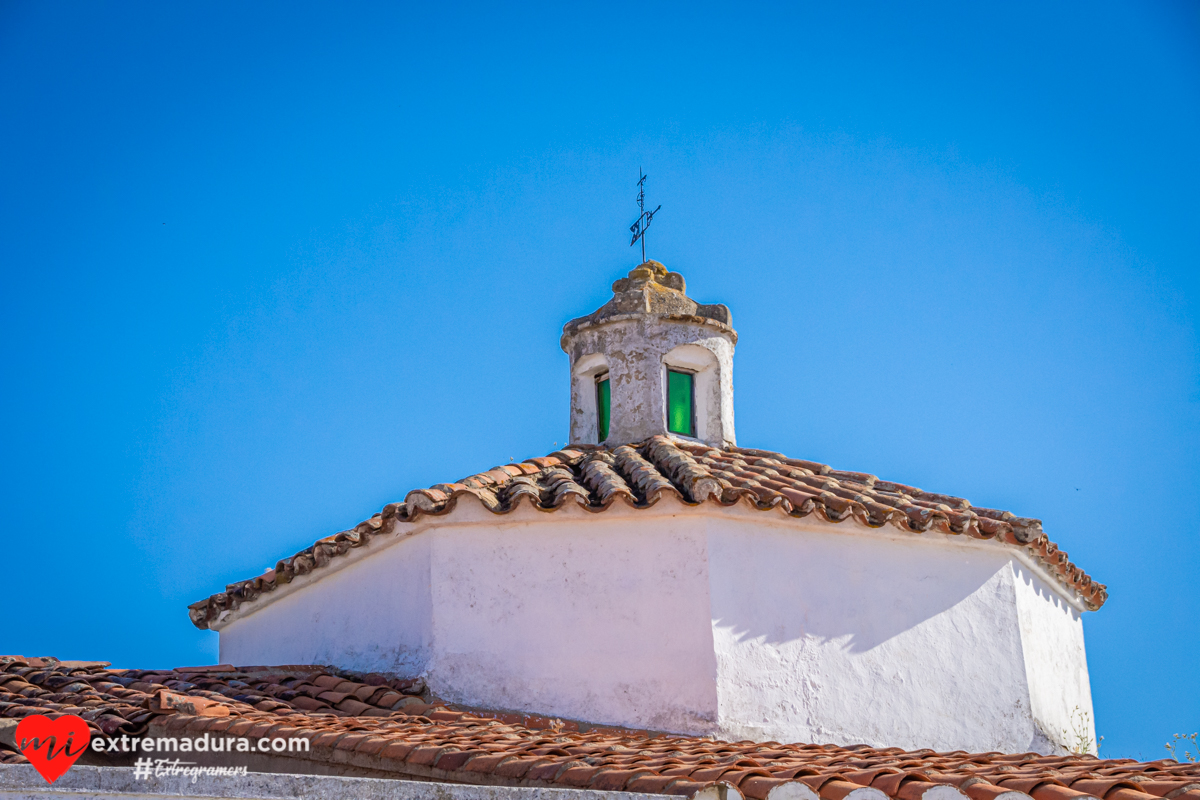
187,437,1107,630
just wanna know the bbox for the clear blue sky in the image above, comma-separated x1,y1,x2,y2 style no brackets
1,0,1196,761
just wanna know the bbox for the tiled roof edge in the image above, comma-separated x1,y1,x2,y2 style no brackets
189,437,1106,629
12,659,1196,795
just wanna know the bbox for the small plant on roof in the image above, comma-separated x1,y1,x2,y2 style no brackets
1063,706,1103,755
1166,733,1199,763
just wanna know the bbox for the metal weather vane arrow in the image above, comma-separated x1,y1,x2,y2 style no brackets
629,168,661,263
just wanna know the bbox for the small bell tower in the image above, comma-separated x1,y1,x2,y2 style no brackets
560,261,737,448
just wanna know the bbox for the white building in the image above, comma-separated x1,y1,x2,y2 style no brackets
190,261,1107,756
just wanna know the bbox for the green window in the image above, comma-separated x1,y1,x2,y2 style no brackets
596,374,611,441
667,370,694,436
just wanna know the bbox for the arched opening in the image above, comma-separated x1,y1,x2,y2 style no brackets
572,353,611,444
662,344,719,442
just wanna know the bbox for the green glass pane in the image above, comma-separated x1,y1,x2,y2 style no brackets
667,371,694,436
596,378,610,441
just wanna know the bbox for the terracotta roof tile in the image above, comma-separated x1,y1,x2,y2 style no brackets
3,658,1192,796
190,436,1104,629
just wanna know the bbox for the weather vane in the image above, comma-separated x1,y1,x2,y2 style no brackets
629,168,661,264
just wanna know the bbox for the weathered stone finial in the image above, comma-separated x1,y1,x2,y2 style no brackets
614,260,685,292
561,263,736,448
562,262,732,338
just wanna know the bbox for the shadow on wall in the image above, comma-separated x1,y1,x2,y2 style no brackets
707,525,1018,653
1015,566,1082,621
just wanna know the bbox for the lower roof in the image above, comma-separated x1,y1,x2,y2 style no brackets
190,436,1105,629
1,657,1194,800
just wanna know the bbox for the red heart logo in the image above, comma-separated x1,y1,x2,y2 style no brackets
15,714,91,784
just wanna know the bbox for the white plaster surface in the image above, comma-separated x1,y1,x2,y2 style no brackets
425,501,720,732
709,518,1032,751
1013,566,1096,753
219,500,1094,755
219,534,433,675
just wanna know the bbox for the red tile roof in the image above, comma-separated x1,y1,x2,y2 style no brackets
1,658,1194,799
188,436,1105,629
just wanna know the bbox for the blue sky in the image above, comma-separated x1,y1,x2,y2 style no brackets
1,0,1197,760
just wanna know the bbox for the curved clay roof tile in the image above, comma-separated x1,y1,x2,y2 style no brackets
188,435,1107,627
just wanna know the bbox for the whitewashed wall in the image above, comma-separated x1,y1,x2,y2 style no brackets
219,534,433,674
707,513,1080,752
218,502,721,733
1013,565,1096,753
216,498,1093,754
425,504,719,732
